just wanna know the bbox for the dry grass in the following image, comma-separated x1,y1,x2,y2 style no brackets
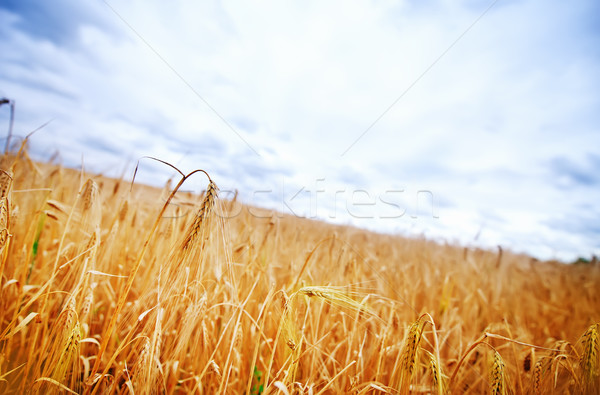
0,148,599,394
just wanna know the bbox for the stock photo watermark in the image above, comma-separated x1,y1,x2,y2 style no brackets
205,178,440,221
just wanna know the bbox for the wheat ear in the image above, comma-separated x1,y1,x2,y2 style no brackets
0,197,9,254
81,178,99,212
490,350,506,395
51,322,81,385
181,180,218,251
296,286,370,314
580,323,599,392
0,169,13,199
532,356,550,394
398,316,426,392
423,349,446,395
0,171,11,273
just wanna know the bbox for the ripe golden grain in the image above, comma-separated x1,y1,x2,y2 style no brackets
1,149,599,393
171,296,207,359
208,359,222,379
81,179,99,212
0,169,13,199
286,339,297,351
134,338,152,390
398,317,426,392
580,323,599,392
532,356,548,394
0,197,9,252
296,286,369,314
118,199,128,222
490,351,506,395
181,180,217,251
424,349,445,395
80,285,94,318
51,322,81,384
0,197,8,230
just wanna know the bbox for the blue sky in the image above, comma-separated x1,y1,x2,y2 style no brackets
1,0,599,261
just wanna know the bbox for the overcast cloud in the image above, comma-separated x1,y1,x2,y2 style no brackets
1,0,599,261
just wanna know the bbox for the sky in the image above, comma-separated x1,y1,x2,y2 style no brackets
0,0,599,261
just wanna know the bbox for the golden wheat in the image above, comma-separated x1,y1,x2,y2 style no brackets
296,286,370,314
0,150,598,394
397,316,426,393
0,169,13,199
181,180,217,251
51,322,81,385
118,199,128,222
81,179,99,212
423,349,445,395
580,323,599,392
0,197,9,252
532,356,547,394
490,350,506,395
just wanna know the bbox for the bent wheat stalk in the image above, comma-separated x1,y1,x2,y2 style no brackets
88,164,215,394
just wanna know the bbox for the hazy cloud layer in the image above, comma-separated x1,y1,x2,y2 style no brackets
1,0,599,261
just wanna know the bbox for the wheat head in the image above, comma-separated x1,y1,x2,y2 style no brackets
181,180,218,251
580,323,599,392
398,316,426,393
490,350,506,395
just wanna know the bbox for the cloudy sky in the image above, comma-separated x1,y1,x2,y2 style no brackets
1,0,599,261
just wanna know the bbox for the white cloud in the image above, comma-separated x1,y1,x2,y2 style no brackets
0,0,599,261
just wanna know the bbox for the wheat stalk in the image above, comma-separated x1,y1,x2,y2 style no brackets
35,298,82,393
181,180,218,251
171,295,207,360
398,316,426,393
80,283,94,319
532,356,547,394
51,322,81,385
81,179,99,212
118,199,128,222
133,338,152,390
490,350,506,395
89,167,217,388
4,146,600,393
0,197,9,252
580,323,599,392
296,286,370,314
0,169,13,199
208,359,223,386
424,349,446,395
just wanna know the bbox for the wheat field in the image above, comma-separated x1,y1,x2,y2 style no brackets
0,147,598,394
